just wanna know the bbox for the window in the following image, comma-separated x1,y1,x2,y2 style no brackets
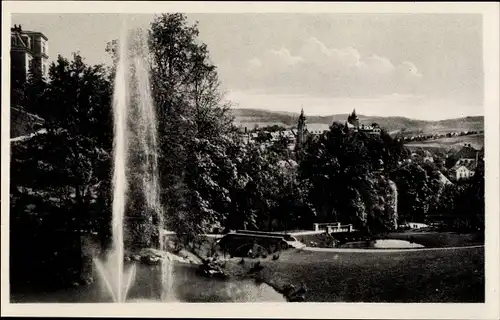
42,43,46,55
43,64,47,75
22,35,30,49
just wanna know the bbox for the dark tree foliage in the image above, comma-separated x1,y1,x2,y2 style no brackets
10,53,113,288
298,122,425,232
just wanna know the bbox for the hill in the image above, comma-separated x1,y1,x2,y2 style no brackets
230,108,484,136
405,134,484,152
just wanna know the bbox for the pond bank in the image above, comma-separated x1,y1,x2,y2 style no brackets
153,231,486,302
293,230,484,249
241,246,484,302
381,231,484,248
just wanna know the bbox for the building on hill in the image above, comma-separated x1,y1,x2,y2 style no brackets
345,109,381,135
11,25,49,88
10,25,49,138
294,108,329,150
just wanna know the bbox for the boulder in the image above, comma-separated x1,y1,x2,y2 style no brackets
288,293,306,302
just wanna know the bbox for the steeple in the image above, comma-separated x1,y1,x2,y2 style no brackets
296,107,307,149
347,108,359,128
299,108,306,121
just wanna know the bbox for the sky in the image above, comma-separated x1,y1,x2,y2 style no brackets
12,13,484,120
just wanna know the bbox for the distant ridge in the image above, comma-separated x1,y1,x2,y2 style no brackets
230,108,484,135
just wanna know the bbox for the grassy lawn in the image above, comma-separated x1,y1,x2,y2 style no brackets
250,246,484,302
382,231,484,248
294,230,484,249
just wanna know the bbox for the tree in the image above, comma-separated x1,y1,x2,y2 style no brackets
297,122,413,232
390,163,434,223
12,53,113,231
10,53,114,287
107,14,239,244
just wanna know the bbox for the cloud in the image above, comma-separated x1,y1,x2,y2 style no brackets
240,37,423,98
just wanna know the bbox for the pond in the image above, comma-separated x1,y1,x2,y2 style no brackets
10,262,286,303
338,239,425,249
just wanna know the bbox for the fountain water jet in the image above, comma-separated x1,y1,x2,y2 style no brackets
93,20,172,302
388,180,399,230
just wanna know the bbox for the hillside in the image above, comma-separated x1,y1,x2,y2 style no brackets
405,134,484,152
230,108,484,135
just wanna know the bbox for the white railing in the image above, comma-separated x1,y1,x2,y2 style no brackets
313,222,354,233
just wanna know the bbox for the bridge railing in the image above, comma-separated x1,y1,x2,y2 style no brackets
313,223,354,233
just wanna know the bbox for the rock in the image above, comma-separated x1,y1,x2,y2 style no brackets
295,286,307,296
289,294,306,302
140,255,161,265
248,261,264,273
283,284,295,295
178,249,203,265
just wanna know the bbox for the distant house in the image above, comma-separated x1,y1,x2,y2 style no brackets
359,123,382,135
448,144,481,181
450,158,477,181
270,131,280,141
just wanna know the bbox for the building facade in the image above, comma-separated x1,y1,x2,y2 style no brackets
10,25,49,138
450,158,477,181
11,25,49,89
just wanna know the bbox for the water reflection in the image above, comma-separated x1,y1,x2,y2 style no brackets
339,239,425,249
10,263,285,303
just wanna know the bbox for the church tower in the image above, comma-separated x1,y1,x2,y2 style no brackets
296,108,307,149
347,109,360,129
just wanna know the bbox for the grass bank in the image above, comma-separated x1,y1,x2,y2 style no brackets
294,230,484,249
247,246,484,302
382,231,484,248
190,231,484,302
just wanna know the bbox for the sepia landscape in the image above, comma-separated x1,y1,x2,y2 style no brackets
7,12,486,305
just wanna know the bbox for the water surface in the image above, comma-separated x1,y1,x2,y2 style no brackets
10,263,285,303
339,239,425,249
